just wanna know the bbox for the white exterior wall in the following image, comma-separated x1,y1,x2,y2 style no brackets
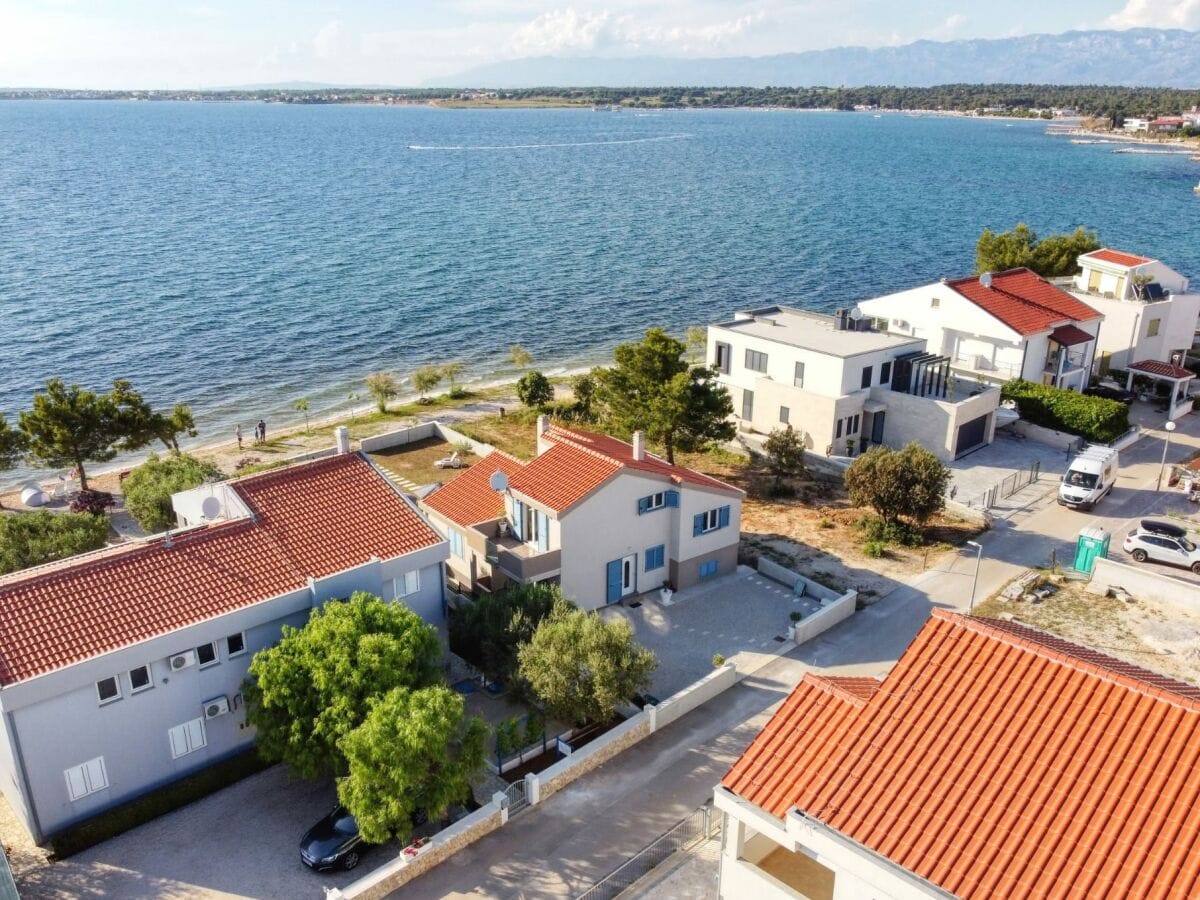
858,282,1023,358
673,484,743,577
1087,293,1200,371
708,325,847,400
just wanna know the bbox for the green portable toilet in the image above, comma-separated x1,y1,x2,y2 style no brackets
1073,526,1110,574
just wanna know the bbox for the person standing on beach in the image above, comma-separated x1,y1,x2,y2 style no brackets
258,419,267,443
235,424,243,450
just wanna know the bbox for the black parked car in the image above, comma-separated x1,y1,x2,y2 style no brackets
301,805,429,872
1083,384,1136,405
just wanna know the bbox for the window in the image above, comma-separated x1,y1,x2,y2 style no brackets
64,757,108,801
850,414,860,435
693,505,731,536
780,406,790,425
861,366,873,389
742,389,754,421
744,349,768,373
714,342,731,374
880,361,892,385
699,560,719,579
225,633,246,658
168,718,207,759
195,642,218,669
793,361,805,388
96,676,121,705
930,296,940,308
637,490,678,514
396,570,420,598
128,665,153,694
645,545,665,571
449,529,465,559
1148,318,1161,337
835,418,843,439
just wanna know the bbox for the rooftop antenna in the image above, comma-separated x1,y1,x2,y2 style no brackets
980,272,993,288
489,471,509,493
201,495,222,521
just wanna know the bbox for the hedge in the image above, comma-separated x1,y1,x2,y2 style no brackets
48,749,271,858
1000,380,1129,444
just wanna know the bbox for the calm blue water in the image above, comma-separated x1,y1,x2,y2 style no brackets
1,102,1198,485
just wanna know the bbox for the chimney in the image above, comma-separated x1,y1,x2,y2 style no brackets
334,426,350,455
632,431,645,461
536,414,549,435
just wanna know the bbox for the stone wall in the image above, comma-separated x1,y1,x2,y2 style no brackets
359,421,438,453
1009,419,1082,452
1087,556,1200,611
652,663,737,731
537,714,652,802
790,591,856,644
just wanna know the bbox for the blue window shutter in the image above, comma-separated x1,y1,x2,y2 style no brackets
693,513,704,537
637,496,650,515
606,560,622,603
665,490,679,508
718,505,731,529
537,511,549,552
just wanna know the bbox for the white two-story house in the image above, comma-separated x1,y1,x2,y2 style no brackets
421,420,743,609
707,306,1001,460
0,447,447,843
858,267,1103,392
1060,248,1200,373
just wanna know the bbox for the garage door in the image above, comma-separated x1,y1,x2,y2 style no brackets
955,415,989,457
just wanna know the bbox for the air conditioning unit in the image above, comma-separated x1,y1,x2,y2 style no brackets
169,651,197,671
204,696,230,719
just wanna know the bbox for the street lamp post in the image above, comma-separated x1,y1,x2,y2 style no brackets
1156,420,1178,492
966,540,983,614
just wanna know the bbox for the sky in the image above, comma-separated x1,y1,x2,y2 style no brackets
1,0,1197,89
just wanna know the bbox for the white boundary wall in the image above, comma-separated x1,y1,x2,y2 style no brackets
359,421,495,456
1088,556,1200,612
755,558,857,645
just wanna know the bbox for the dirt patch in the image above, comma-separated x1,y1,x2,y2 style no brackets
369,438,476,488
975,576,1200,686
452,411,541,460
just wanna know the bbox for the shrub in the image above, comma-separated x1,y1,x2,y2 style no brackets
122,452,224,533
789,611,802,622
516,371,555,409
845,443,950,526
817,517,834,529
70,489,115,516
523,710,545,746
1001,380,1128,444
0,510,109,575
712,653,726,668
858,514,925,547
767,481,796,498
495,718,522,758
863,540,887,558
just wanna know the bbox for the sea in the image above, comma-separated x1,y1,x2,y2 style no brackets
1,101,1198,487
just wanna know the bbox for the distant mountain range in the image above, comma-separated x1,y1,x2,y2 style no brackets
429,28,1200,89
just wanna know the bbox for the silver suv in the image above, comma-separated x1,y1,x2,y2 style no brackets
1122,521,1200,574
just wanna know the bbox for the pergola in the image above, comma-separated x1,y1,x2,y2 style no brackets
1125,360,1195,418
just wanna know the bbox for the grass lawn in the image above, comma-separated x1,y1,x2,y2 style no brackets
453,410,543,460
369,437,476,486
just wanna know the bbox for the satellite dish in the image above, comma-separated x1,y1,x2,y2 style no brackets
200,496,222,520
489,471,509,492
848,306,862,320
980,272,993,288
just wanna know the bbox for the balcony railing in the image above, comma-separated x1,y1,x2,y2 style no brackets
486,536,562,582
1045,349,1088,373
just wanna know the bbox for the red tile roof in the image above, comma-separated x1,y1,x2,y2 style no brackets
1049,323,1093,347
509,425,741,513
1083,248,1154,268
1129,359,1195,380
421,452,527,527
722,610,1200,900
0,453,442,685
947,268,1101,335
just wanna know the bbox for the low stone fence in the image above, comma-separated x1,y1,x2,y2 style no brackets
756,557,839,602
359,421,495,456
755,558,856,645
1087,556,1200,611
334,663,742,897
1008,419,1084,452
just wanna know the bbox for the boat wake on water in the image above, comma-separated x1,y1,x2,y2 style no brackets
407,134,691,151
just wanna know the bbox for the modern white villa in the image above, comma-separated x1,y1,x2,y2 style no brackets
1058,247,1200,372
706,306,1000,460
0,448,447,842
421,419,743,609
715,610,1200,900
857,267,1103,392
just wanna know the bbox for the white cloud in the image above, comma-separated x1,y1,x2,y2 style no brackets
312,20,349,60
507,7,765,57
1104,0,1200,29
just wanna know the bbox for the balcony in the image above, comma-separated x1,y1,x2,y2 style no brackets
731,833,837,900
1045,348,1088,375
486,534,561,582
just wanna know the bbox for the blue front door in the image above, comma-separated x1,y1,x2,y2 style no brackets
606,560,622,603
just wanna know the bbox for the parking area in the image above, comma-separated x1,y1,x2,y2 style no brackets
14,766,374,900
601,566,823,697
949,431,1069,506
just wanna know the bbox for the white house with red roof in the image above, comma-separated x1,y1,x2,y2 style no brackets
1062,248,1200,373
858,267,1103,391
715,610,1200,900
421,419,742,609
0,448,447,842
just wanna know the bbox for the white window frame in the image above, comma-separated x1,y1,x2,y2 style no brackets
96,676,122,706
128,665,153,694
396,570,420,598
794,361,805,388
745,349,768,373
64,757,108,801
168,717,208,760
225,633,246,658
195,642,219,669
700,508,720,533
646,492,666,511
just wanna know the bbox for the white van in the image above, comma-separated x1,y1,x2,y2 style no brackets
1058,445,1119,510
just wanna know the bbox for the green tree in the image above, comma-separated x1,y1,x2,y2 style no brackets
337,686,486,844
442,362,467,398
365,372,399,414
411,366,444,402
685,325,707,364
0,510,109,576
516,371,555,409
122,452,224,533
508,345,533,371
976,223,1100,278
570,373,597,422
244,592,441,780
595,328,735,463
448,582,564,682
155,403,198,451
19,378,145,491
763,424,806,488
1032,226,1102,278
293,398,310,432
106,381,196,452
518,602,657,727
0,414,28,507
844,443,950,526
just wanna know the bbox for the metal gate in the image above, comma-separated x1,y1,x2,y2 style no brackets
504,779,529,816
